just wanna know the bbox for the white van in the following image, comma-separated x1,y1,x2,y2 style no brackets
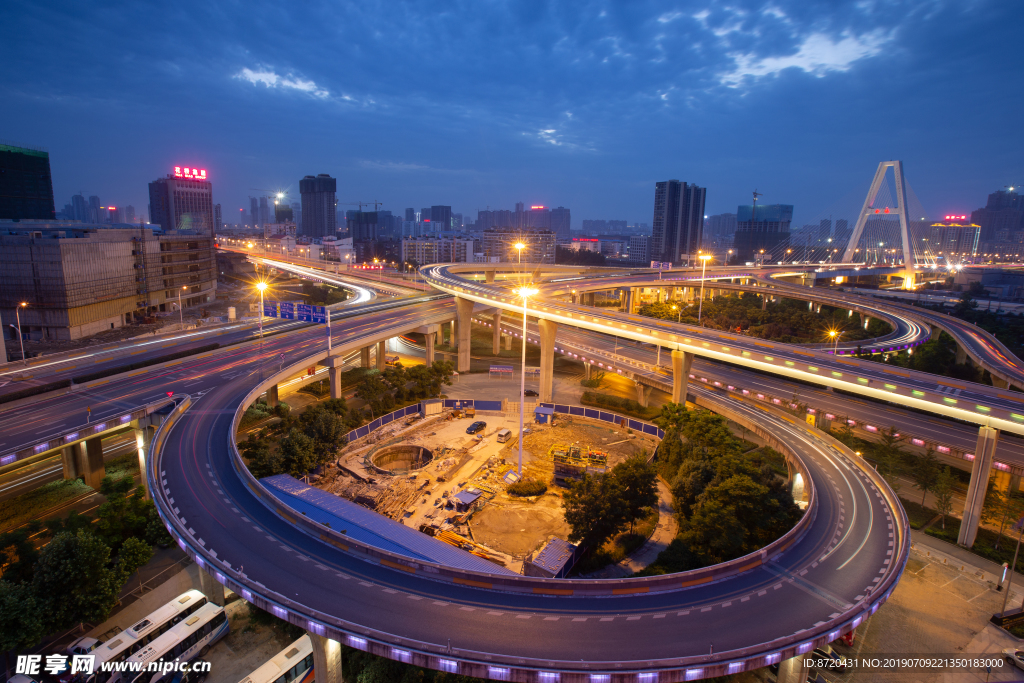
496,428,513,443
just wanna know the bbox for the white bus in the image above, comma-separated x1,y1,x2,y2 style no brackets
89,590,209,682
122,602,228,683
238,635,314,683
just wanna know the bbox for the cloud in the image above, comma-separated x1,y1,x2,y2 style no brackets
234,67,329,98
720,30,892,86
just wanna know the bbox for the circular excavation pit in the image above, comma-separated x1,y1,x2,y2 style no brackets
369,444,434,475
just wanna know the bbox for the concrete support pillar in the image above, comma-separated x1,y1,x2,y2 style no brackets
449,319,456,346
761,295,767,310
955,345,967,365
309,633,343,683
436,327,442,346
584,292,596,307
777,655,812,683
671,350,694,405
325,356,346,400
61,444,80,481
266,384,279,408
538,318,557,403
1011,473,1022,495
376,340,386,371
584,363,591,380
135,427,153,500
485,269,495,284
81,437,105,489
454,296,474,373
425,332,435,366
959,425,1000,548
630,287,638,314
492,309,502,355
993,376,1009,389
504,333,512,351
198,566,225,606
360,346,371,368
635,382,652,407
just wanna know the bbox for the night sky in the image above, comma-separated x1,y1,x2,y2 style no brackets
2,0,1020,226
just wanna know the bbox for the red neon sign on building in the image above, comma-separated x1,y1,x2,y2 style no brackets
173,166,207,180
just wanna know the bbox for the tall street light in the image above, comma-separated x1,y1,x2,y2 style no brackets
515,242,525,279
15,302,27,366
671,304,681,323
829,329,844,353
177,286,187,329
255,281,268,340
697,254,713,325
515,285,538,477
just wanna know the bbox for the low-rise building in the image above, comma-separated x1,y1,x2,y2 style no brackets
0,222,217,342
400,236,479,264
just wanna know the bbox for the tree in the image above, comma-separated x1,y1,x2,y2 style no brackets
302,405,348,463
33,531,122,633
94,475,152,551
913,447,940,505
933,467,955,529
611,455,659,533
279,429,319,478
0,526,41,584
117,536,154,595
407,360,454,398
831,416,855,447
0,581,44,654
145,507,173,547
653,402,689,434
242,436,286,479
874,427,906,494
44,510,94,538
562,473,626,549
355,373,393,417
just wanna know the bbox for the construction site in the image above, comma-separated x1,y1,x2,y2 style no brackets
309,404,662,574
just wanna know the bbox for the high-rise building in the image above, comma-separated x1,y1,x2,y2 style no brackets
250,197,259,227
0,143,55,221
732,204,793,263
704,213,737,250
527,206,551,231
258,197,270,228
430,206,452,231
71,194,88,222
88,196,102,224
549,207,571,241
125,205,136,224
627,235,650,264
274,201,293,223
148,166,215,234
299,174,337,239
972,188,1023,243
213,204,221,232
291,202,302,229
651,180,705,265
405,208,416,222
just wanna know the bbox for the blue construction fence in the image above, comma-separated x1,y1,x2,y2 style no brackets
342,399,664,445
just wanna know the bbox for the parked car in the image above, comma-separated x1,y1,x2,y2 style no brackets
1004,648,1024,671
67,636,102,657
465,421,487,434
524,389,539,397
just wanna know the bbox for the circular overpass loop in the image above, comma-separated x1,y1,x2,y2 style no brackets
152,270,909,681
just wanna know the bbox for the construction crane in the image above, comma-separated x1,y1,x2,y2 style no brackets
338,201,383,212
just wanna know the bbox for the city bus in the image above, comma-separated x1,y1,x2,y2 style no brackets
237,635,314,683
89,590,209,682
122,602,228,683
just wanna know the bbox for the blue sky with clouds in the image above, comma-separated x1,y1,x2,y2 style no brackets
2,0,1020,227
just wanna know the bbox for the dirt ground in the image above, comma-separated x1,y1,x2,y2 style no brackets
471,496,571,557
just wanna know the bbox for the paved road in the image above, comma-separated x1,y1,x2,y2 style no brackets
158,362,901,671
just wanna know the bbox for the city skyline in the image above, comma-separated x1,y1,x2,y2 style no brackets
1,2,1020,228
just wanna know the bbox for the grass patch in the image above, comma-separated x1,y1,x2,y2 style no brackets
298,378,331,399
105,452,140,483
925,516,1024,566
898,498,938,530
572,508,659,575
0,478,92,531
579,391,658,420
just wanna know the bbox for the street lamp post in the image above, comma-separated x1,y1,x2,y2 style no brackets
15,302,27,366
671,304,681,323
697,254,712,325
177,286,187,329
515,285,538,477
829,329,844,353
255,281,267,340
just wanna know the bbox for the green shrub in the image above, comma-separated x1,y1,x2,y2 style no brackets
508,479,548,497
